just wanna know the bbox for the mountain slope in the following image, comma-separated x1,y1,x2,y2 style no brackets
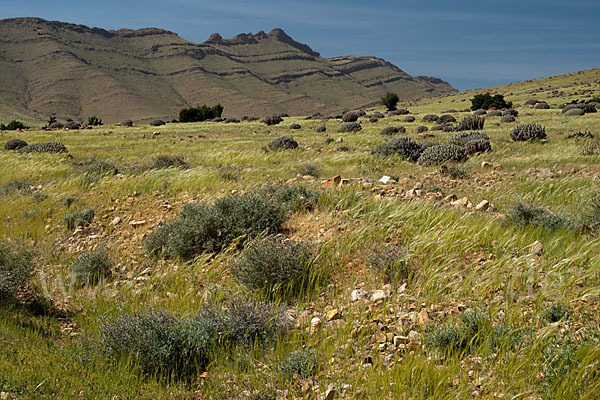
0,18,455,123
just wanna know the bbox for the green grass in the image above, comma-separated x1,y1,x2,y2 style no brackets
0,75,599,399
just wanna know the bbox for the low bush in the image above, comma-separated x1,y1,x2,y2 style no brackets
371,137,424,161
421,114,438,123
455,115,485,131
339,122,362,132
437,114,456,124
231,236,316,298
510,123,547,141
387,109,410,116
268,136,298,150
582,140,600,156
447,132,489,147
18,142,68,153
150,155,190,170
72,248,113,286
279,349,318,380
403,116,415,122
369,244,410,283
416,125,428,133
1,179,33,196
500,115,516,123
150,119,166,127
425,309,491,352
315,125,326,132
97,298,291,379
440,165,469,179
297,163,321,177
0,239,36,303
567,131,594,140
418,144,467,166
543,304,570,323
289,123,301,130
84,160,119,183
503,202,571,230
121,119,133,127
144,188,300,259
465,138,492,155
342,112,359,123
63,209,95,229
4,138,28,150
261,115,283,126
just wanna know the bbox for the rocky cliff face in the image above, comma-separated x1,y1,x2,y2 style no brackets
0,18,455,122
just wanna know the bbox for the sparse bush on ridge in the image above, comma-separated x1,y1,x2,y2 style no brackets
0,120,26,131
84,160,119,183
231,236,317,298
342,112,359,123
0,239,36,303
1,179,33,196
297,163,321,177
150,155,190,170
339,122,362,132
87,116,102,126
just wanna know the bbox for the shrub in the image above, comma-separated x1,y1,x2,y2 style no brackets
368,245,409,283
403,116,415,122
503,202,571,231
144,190,290,259
502,109,518,117
369,116,379,123
150,155,190,170
260,184,320,213
63,209,95,229
440,165,469,179
150,119,166,126
418,144,467,166
268,136,298,150
425,309,490,352
421,114,439,123
18,142,68,153
535,102,550,109
87,116,102,126
224,117,240,123
4,138,28,150
72,247,113,286
342,112,359,123
179,104,224,122
448,132,489,147
582,140,600,156
371,137,424,161
501,115,516,123
315,125,326,132
387,109,409,116
470,93,512,110
487,110,502,117
65,121,81,130
416,125,428,133
465,139,492,155
525,98,539,105
0,120,26,131
455,115,485,131
121,119,133,127
261,115,283,126
279,349,318,380
372,112,384,118
339,122,362,132
0,239,35,303
84,160,119,183
543,304,570,323
62,196,78,208
564,108,585,116
510,123,546,141
297,163,321,177
1,179,33,196
567,131,594,140
231,236,316,298
437,114,456,124
381,92,399,111
379,126,404,136
473,109,487,116
289,123,301,130
542,335,599,392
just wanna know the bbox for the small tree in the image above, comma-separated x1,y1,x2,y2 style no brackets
48,114,57,125
88,116,103,126
381,92,400,111
471,94,512,110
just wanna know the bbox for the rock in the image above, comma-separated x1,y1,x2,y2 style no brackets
492,162,503,170
450,197,469,207
323,388,336,400
351,289,368,302
336,137,344,143
444,194,458,202
475,200,490,211
152,131,161,136
110,216,121,226
481,161,492,168
326,309,340,322
322,175,342,186
408,330,420,343
129,220,146,226
371,290,388,302
379,175,391,184
418,308,429,326
311,317,322,328
530,241,544,257
393,336,410,346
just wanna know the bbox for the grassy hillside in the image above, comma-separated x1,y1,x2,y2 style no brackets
0,72,599,399
0,18,455,124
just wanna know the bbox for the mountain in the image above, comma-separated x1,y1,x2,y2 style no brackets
0,18,456,123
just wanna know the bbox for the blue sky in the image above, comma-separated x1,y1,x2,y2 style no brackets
2,0,599,90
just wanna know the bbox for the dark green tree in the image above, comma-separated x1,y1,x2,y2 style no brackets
381,92,400,111
179,104,224,123
87,116,103,126
470,94,512,110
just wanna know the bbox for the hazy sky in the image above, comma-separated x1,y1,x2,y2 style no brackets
2,0,599,90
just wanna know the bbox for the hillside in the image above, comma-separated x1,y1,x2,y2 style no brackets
0,17,455,124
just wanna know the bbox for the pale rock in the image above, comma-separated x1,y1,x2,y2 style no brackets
444,194,458,202
371,290,388,302
324,388,336,400
408,330,420,343
481,161,492,168
530,240,544,256
326,309,340,321
351,289,368,302
475,200,490,211
311,317,322,328
450,197,469,207
110,216,121,226
379,175,391,184
322,175,341,186
393,336,410,346
418,308,430,326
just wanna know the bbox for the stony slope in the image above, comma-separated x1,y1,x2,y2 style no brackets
0,17,455,123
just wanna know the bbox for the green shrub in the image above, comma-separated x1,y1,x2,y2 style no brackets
543,304,570,323
150,155,189,170
150,119,165,127
447,132,489,147
261,115,283,126
279,349,318,380
504,202,571,231
339,122,362,132
63,209,95,229
84,160,119,183
62,196,78,208
425,309,490,352
510,123,547,141
232,236,316,298
0,239,36,303
470,93,512,110
268,136,298,150
4,138,28,150
262,184,320,212
87,116,102,126
297,163,321,177
144,190,287,259
0,120,26,131
464,138,492,155
417,144,467,166
440,165,469,179
179,104,224,122
97,297,290,380
582,139,600,156
368,244,410,283
371,137,424,161
381,92,399,111
542,334,599,392
18,142,68,153
72,248,113,286
1,179,33,196
455,115,485,131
